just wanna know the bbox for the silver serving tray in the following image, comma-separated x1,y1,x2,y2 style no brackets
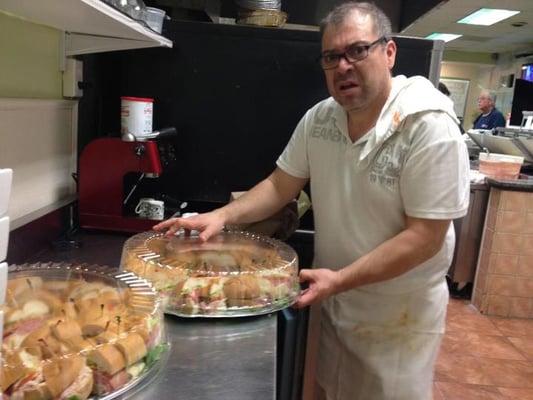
165,297,297,319
515,137,533,162
467,131,526,157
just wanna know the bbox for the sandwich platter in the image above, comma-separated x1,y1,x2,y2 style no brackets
1,262,169,400
120,231,300,318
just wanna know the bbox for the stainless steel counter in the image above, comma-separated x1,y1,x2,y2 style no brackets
131,314,277,400
24,231,277,400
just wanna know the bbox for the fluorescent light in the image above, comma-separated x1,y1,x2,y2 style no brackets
425,33,462,43
458,8,520,26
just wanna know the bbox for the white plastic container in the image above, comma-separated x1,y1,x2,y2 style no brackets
143,7,166,33
121,96,154,137
0,216,8,261
0,262,6,302
0,169,12,217
479,153,524,180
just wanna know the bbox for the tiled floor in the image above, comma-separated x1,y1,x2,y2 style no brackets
434,298,533,400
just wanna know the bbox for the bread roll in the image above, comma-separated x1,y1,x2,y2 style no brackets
81,317,109,337
17,383,53,400
58,364,93,400
62,336,95,353
88,344,126,375
51,319,82,341
114,333,147,366
43,355,84,397
7,277,43,299
93,331,119,345
21,325,51,357
0,352,26,391
17,290,63,315
79,301,113,337
61,301,78,320
223,275,260,300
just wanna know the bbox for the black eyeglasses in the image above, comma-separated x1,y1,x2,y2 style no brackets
318,36,388,70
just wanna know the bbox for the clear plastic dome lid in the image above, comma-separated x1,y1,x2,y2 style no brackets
121,231,300,317
1,262,166,400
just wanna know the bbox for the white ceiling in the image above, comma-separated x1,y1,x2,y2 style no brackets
400,0,533,54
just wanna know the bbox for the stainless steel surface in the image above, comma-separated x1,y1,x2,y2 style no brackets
515,137,533,162
23,231,278,400
134,314,277,400
467,131,527,158
494,126,533,136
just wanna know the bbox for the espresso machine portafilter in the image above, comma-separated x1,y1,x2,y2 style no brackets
78,128,176,233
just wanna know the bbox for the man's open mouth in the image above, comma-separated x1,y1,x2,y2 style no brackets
338,81,358,91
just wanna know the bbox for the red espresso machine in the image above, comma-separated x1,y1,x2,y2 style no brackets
78,128,176,233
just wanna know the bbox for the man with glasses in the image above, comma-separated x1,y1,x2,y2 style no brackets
155,2,469,399
473,90,506,130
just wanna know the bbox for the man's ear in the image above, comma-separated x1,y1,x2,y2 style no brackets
386,40,397,70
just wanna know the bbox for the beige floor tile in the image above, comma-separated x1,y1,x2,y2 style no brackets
498,387,533,400
435,382,504,400
477,358,533,389
507,336,533,361
446,309,501,335
440,331,526,360
433,382,445,400
490,317,533,337
435,353,493,385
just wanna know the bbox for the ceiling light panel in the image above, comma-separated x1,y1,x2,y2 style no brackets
457,8,520,26
425,33,463,42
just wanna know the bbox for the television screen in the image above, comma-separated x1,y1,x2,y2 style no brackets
510,78,533,126
521,63,533,82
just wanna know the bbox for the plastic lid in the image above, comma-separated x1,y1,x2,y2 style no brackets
145,6,166,14
0,216,9,262
0,262,6,305
120,231,299,317
121,96,154,103
2,262,164,399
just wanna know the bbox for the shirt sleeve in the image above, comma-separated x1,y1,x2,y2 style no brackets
400,112,470,220
276,112,311,179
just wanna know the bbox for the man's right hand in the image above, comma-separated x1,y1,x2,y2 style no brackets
152,209,226,241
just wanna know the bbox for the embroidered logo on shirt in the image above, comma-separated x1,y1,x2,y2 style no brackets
310,107,347,143
310,125,345,142
369,139,408,189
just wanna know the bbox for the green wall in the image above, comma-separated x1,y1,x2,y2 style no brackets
443,50,496,65
0,12,62,99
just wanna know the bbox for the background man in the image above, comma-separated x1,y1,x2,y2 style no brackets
473,90,506,129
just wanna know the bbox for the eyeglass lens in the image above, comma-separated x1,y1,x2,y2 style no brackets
320,37,385,70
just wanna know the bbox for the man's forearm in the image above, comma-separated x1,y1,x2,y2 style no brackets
335,218,450,292
217,168,307,226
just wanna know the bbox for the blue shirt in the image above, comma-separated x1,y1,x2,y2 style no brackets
473,108,506,130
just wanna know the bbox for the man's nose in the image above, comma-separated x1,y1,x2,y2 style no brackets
337,55,354,70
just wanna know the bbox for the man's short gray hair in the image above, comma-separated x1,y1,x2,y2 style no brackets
479,89,496,103
319,1,392,39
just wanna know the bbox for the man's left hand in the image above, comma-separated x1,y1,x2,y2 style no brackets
294,268,342,308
